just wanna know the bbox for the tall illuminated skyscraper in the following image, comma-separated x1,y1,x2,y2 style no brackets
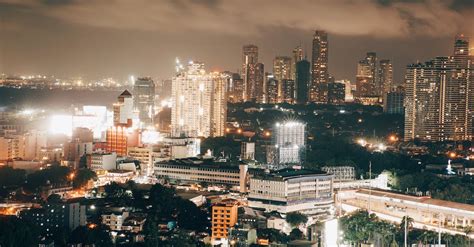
113,90,134,127
378,59,393,95
292,46,304,80
356,52,378,98
255,63,265,103
265,73,278,104
355,59,374,98
108,90,135,156
404,35,474,141
242,45,258,102
273,121,306,166
310,30,329,103
171,61,227,138
273,56,292,103
133,77,155,126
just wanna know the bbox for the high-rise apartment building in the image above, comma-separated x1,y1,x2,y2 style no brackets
265,73,278,104
273,121,306,166
404,35,474,141
255,63,265,103
242,45,259,102
295,59,310,104
113,90,134,127
171,61,227,138
109,91,135,156
133,77,155,126
384,87,404,114
328,82,346,104
378,59,393,96
273,56,292,103
355,53,377,98
281,79,295,104
310,30,329,103
292,46,304,80
227,72,244,103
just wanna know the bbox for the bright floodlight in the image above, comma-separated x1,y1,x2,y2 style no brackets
141,130,162,144
49,115,73,136
324,219,339,246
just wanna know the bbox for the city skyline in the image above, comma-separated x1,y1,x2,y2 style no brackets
1,2,474,246
1,0,473,83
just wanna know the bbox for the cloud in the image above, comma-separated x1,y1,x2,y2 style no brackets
1,0,473,38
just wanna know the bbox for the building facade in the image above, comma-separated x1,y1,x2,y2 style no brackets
133,77,155,127
404,35,474,141
211,201,238,245
171,61,227,138
242,45,259,102
295,60,310,104
248,169,334,217
273,121,306,166
273,56,292,103
310,30,329,103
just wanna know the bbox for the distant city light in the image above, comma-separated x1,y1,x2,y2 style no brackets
357,138,367,146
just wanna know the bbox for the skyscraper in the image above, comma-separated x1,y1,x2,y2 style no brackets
404,35,474,141
355,59,374,98
242,45,258,102
171,61,227,138
133,77,155,126
310,30,329,103
265,73,278,104
281,79,295,104
378,59,393,95
273,121,306,166
355,52,378,98
292,46,304,80
273,56,292,103
113,90,134,127
384,87,404,114
226,72,244,103
328,82,346,104
255,63,265,103
108,91,135,156
295,59,310,104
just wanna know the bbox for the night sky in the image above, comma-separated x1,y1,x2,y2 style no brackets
1,0,473,83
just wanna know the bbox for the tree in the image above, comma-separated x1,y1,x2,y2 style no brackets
104,182,126,198
0,166,26,187
286,212,308,227
289,228,304,240
0,216,40,247
69,225,113,247
176,199,209,231
73,168,97,189
25,165,70,192
143,218,161,247
257,228,289,244
47,193,62,203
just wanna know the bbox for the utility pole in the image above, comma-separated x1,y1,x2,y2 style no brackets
368,161,372,212
404,215,407,247
438,216,441,247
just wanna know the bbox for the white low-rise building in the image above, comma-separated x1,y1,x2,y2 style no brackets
154,157,249,193
248,169,334,218
90,152,117,171
339,189,474,238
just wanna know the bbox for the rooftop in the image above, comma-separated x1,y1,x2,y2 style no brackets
357,189,474,212
253,168,329,181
